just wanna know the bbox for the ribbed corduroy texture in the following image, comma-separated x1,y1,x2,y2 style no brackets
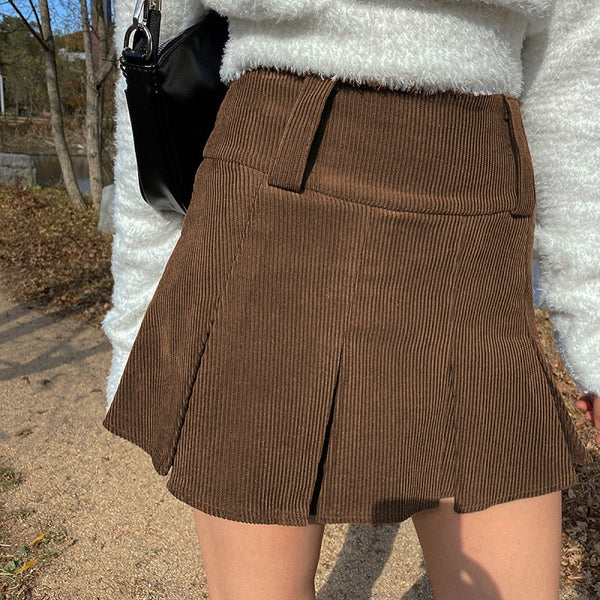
103,68,590,525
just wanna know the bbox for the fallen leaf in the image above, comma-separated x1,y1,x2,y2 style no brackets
14,559,37,574
27,531,50,547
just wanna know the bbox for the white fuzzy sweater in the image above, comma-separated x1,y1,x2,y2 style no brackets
103,0,600,409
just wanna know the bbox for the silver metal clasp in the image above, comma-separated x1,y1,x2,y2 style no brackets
132,0,147,26
122,0,161,61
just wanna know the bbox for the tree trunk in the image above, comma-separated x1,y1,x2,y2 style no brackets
84,74,104,208
79,0,115,210
38,0,86,210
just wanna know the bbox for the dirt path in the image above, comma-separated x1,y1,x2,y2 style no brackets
0,289,435,599
0,288,589,599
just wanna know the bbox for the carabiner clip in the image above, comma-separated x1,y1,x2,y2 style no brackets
122,0,156,61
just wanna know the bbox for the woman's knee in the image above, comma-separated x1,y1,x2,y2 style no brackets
193,508,325,600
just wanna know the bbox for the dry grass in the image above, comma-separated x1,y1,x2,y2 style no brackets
0,185,113,328
0,117,86,155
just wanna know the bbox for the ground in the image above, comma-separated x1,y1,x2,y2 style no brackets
0,186,598,598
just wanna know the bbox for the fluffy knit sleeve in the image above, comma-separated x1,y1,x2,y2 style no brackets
520,0,600,395
101,0,209,410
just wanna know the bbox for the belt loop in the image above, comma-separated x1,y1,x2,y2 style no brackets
502,95,537,217
267,74,338,192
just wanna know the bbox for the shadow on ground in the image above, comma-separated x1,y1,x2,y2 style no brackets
317,523,433,600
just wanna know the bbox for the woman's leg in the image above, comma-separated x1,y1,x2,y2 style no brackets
411,492,562,600
192,508,325,600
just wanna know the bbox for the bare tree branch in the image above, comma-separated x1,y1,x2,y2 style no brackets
27,0,42,31
6,0,47,48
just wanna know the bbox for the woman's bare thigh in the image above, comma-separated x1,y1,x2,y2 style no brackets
411,492,562,600
193,508,325,600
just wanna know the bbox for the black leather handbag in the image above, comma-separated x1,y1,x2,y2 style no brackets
120,0,228,213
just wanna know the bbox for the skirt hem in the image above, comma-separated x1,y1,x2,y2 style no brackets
102,418,583,525
166,471,582,526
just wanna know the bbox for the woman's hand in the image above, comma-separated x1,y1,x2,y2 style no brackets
575,393,600,444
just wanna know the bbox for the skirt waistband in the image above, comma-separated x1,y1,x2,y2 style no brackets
202,68,536,217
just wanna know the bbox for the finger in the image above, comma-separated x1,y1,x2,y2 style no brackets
592,395,600,430
580,392,596,404
583,394,600,443
575,399,592,413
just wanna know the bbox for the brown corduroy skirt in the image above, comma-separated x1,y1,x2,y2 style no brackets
103,68,589,526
